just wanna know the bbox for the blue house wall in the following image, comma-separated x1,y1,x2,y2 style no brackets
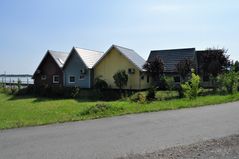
63,50,91,88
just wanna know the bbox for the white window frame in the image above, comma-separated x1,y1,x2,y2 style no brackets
41,75,46,80
69,76,76,83
79,75,85,80
53,75,60,84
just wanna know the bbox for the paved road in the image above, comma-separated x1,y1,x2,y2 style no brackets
0,102,239,159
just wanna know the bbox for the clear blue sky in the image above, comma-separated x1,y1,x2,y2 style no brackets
0,0,238,74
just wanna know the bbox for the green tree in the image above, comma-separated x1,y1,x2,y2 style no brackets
181,72,201,99
217,71,239,94
113,70,128,90
233,61,239,72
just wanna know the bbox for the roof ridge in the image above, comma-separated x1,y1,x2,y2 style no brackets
48,50,68,54
74,47,104,54
151,48,195,52
113,44,134,52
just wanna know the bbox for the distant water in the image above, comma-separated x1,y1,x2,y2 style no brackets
0,76,33,84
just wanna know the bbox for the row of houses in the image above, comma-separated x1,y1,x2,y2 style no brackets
33,45,207,90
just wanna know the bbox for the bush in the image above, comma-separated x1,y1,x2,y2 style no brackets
80,103,124,116
130,92,147,103
217,71,239,94
146,86,156,101
113,70,128,90
155,76,167,90
70,87,81,98
94,77,108,90
164,76,174,91
181,72,201,99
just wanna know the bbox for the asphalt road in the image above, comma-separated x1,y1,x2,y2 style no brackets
0,102,239,159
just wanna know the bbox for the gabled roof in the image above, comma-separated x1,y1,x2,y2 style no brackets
93,45,146,71
33,50,68,78
148,48,196,72
48,50,68,68
64,47,104,69
74,47,104,68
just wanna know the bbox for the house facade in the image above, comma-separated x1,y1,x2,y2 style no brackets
147,48,197,84
63,47,103,88
33,50,68,87
93,45,151,90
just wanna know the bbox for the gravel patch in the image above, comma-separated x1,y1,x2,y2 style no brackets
117,134,239,159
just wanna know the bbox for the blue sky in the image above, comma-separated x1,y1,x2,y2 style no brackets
0,0,239,74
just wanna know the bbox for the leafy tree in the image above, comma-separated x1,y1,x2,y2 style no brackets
233,61,239,72
198,48,230,77
143,57,164,81
113,70,128,90
176,58,195,81
181,72,201,99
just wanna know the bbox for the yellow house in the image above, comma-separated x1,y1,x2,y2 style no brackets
93,45,151,90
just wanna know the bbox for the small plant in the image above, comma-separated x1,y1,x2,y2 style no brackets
181,72,201,99
165,76,174,91
146,86,157,101
71,87,81,98
17,79,22,91
113,70,128,90
80,103,124,116
130,92,147,104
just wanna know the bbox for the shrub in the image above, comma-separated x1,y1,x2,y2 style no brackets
146,86,156,101
164,76,174,91
80,103,124,116
130,92,147,103
70,87,81,98
156,76,167,90
94,76,108,90
181,72,201,99
217,71,239,94
113,70,128,90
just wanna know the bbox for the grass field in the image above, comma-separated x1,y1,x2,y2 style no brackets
0,92,239,130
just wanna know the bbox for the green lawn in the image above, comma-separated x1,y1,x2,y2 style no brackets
0,92,239,130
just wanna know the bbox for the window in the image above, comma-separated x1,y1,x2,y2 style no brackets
80,69,86,74
53,75,60,83
41,75,46,80
128,68,135,74
174,76,181,83
69,76,75,83
79,75,85,80
141,75,144,80
147,75,150,83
